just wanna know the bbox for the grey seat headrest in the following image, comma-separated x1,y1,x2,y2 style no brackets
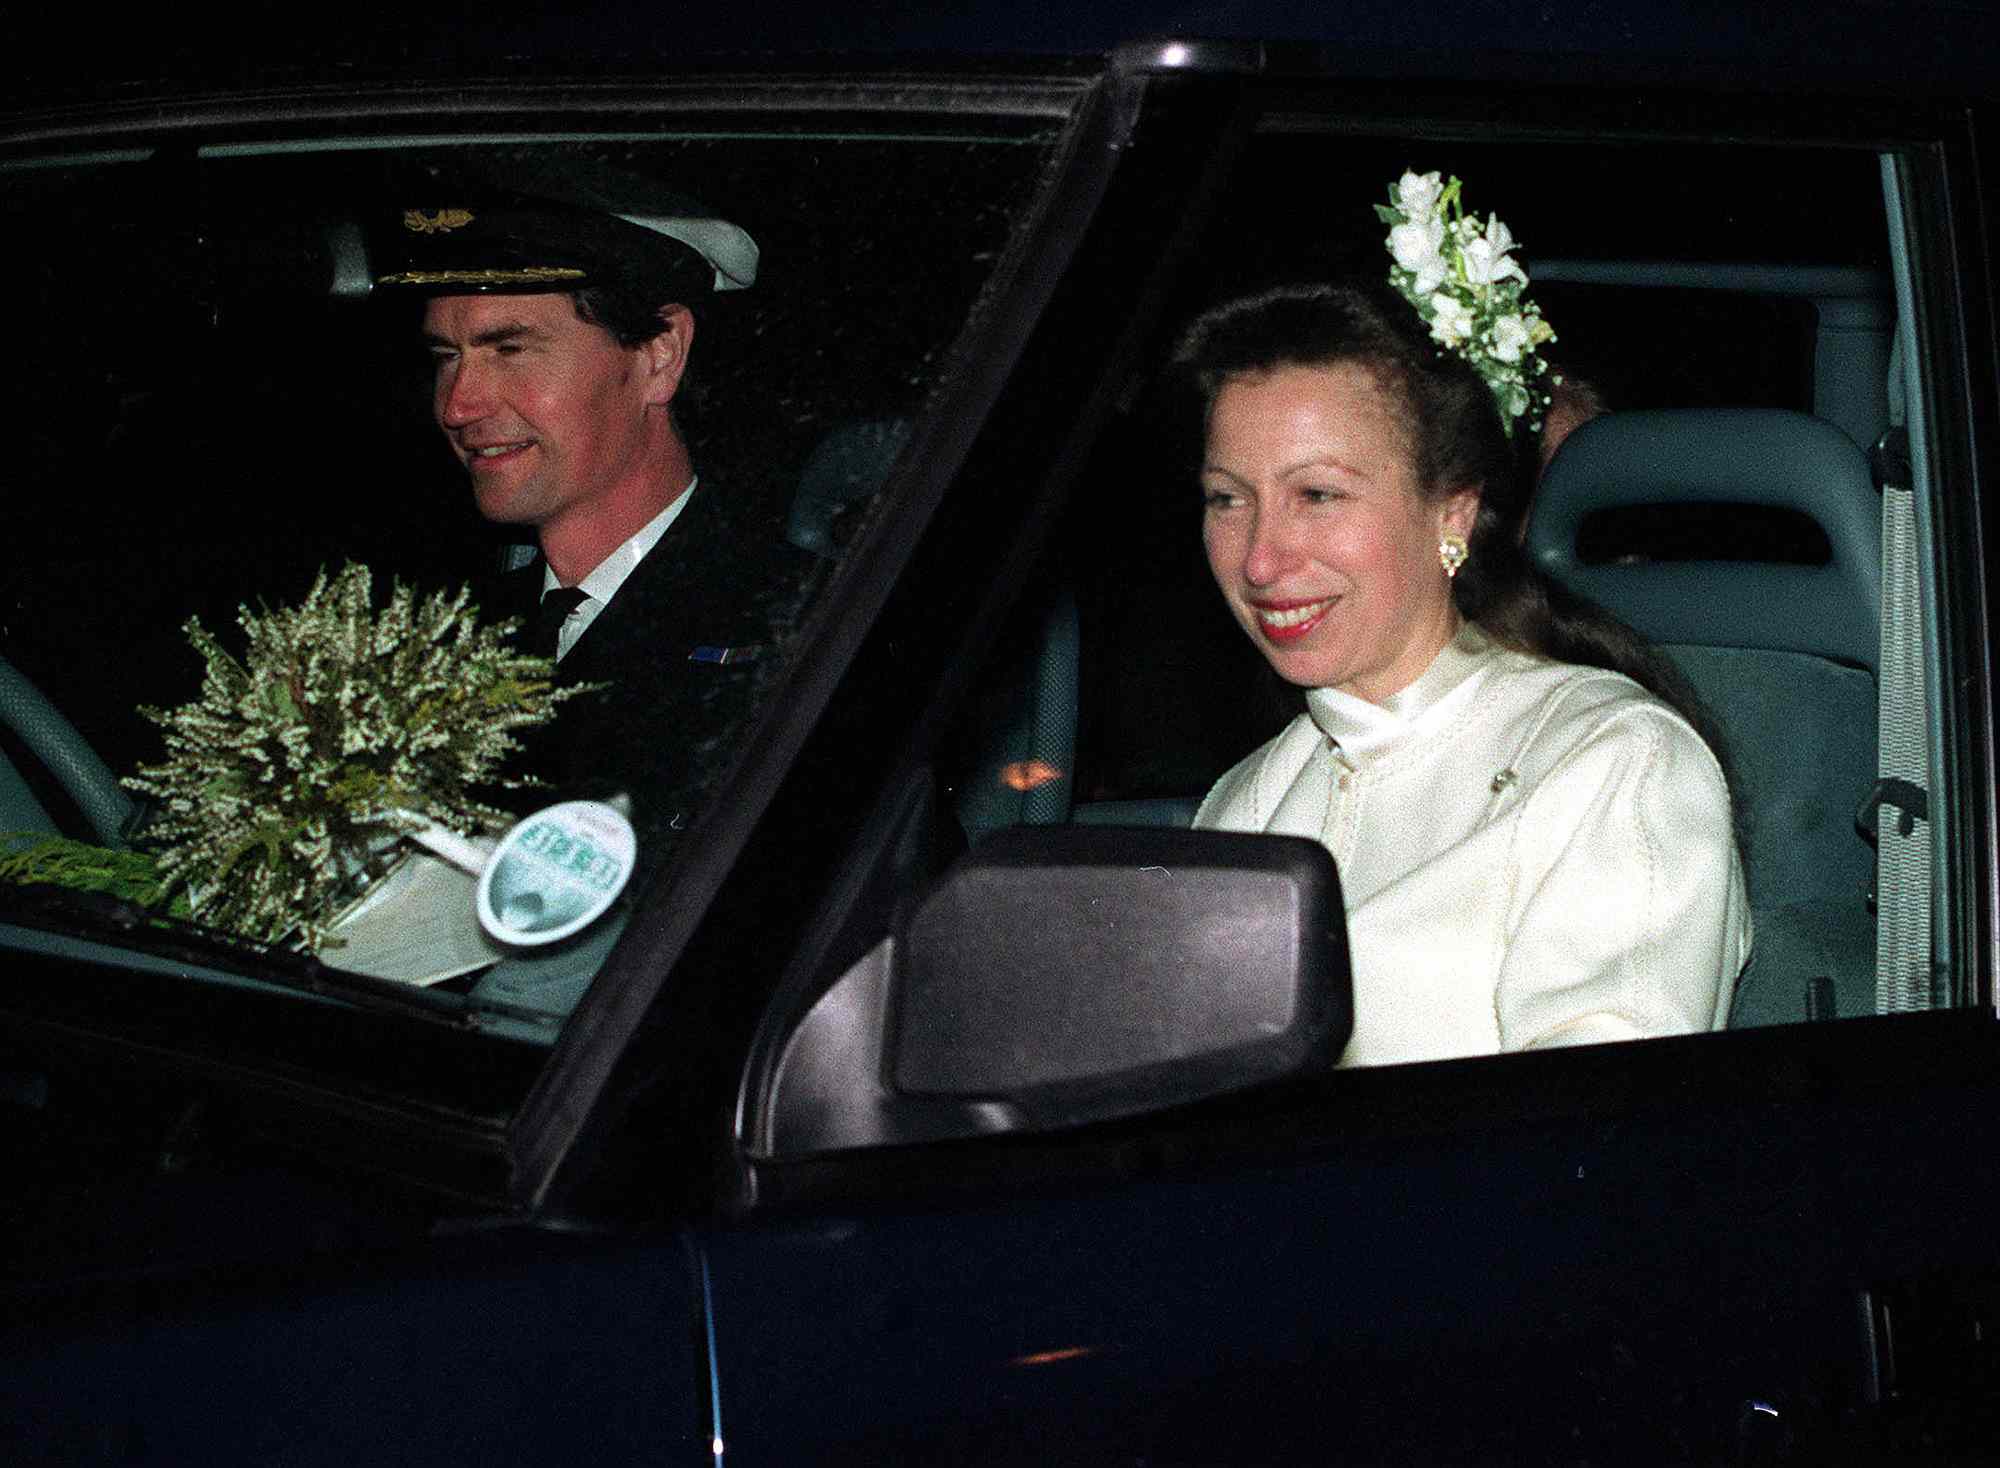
1527,408,1880,673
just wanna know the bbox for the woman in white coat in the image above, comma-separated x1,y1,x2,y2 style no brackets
1179,174,1751,1068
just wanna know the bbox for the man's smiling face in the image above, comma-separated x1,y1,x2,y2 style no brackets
424,292,659,536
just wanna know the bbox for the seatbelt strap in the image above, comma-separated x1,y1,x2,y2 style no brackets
1873,429,1934,1013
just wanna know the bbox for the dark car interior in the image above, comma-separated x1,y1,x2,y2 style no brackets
0,104,1918,1126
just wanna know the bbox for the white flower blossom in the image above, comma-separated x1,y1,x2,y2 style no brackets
1490,314,1532,363
1389,216,1448,294
1428,292,1474,347
1460,215,1527,286
1395,169,1445,219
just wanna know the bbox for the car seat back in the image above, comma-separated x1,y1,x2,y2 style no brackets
1528,408,1880,1025
783,416,1081,837
787,418,912,558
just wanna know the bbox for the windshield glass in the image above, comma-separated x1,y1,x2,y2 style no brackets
0,102,1067,1047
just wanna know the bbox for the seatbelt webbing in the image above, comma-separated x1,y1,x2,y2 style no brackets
1872,156,1940,1014
1876,474,1933,1013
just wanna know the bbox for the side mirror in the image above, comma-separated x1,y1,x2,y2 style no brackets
755,826,1352,1157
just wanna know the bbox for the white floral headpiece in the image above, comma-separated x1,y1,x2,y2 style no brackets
1376,171,1556,439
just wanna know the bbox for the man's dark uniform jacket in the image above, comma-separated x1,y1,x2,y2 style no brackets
484,484,820,876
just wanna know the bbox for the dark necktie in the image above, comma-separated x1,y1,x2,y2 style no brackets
526,586,589,660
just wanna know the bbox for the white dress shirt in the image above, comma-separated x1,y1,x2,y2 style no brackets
1195,625,1752,1068
541,479,698,661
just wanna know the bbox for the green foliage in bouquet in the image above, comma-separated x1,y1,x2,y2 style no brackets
0,832,188,915
124,563,588,951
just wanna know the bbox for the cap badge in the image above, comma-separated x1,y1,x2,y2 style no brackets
403,208,476,235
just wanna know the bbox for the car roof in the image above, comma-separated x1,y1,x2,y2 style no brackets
10,0,1998,105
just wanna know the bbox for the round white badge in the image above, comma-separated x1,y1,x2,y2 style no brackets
473,800,637,946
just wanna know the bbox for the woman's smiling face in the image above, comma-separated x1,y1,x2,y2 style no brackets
1200,361,1478,702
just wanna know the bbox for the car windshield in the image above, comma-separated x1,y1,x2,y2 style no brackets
0,97,1070,1045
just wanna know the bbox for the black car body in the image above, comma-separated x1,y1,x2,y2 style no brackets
3,6,1998,1462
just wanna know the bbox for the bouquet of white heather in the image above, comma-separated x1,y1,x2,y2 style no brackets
124,563,587,951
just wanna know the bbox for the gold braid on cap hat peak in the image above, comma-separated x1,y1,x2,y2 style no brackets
375,267,587,287
1376,172,1557,439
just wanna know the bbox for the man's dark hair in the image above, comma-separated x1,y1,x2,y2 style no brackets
571,281,679,347
570,281,708,431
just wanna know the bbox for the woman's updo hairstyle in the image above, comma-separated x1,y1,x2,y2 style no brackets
1172,279,1732,776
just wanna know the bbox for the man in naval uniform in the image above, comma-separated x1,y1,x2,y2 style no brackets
375,195,818,876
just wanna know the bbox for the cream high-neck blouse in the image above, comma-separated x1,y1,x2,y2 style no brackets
1195,625,1752,1068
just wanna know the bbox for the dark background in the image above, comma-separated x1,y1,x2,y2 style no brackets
11,0,2000,96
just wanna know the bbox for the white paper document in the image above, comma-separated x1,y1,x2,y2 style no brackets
320,849,507,986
